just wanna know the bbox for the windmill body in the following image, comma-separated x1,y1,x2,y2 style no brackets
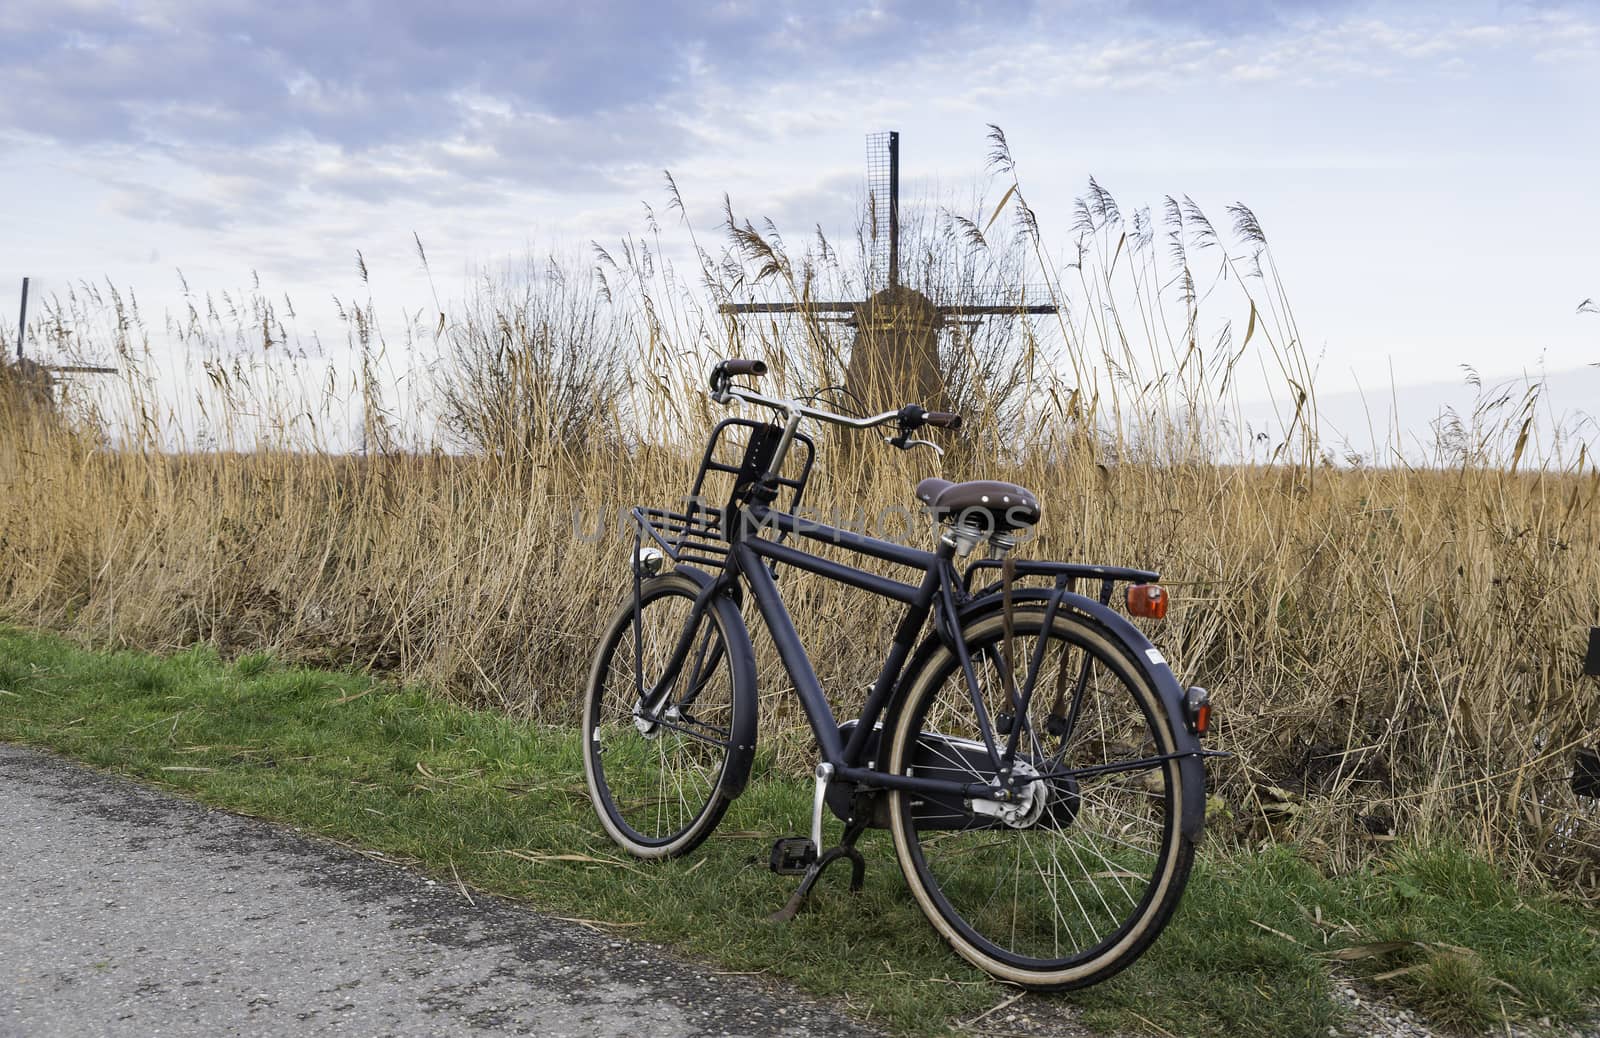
844,283,947,412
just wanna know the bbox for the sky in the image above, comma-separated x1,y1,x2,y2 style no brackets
2,0,1597,450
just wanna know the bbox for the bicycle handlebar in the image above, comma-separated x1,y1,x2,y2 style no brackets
709,360,962,451
712,358,767,383
717,382,902,430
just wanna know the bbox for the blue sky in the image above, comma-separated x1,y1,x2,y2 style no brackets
2,0,1597,414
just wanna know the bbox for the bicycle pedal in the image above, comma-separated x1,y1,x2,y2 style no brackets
769,836,817,875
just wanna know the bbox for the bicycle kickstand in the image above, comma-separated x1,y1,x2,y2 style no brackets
769,764,869,923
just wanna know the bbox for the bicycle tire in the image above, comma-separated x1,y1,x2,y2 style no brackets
582,572,757,858
885,606,1196,989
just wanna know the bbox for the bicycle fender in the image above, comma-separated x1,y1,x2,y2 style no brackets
670,563,744,608
897,588,1207,841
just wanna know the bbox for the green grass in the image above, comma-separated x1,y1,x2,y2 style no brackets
0,625,1594,1036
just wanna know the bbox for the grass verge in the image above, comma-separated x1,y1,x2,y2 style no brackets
1,626,1594,1036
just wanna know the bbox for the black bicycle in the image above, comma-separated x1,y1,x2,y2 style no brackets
582,359,1221,989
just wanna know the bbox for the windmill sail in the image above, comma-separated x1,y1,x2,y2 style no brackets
864,131,898,292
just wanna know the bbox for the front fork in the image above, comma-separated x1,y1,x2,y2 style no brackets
630,568,734,736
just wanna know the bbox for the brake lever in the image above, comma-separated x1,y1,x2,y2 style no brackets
898,437,944,458
889,411,943,457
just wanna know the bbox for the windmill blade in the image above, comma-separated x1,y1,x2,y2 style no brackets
942,304,1057,318
14,276,30,361
719,301,856,315
42,364,119,375
937,282,1060,315
865,131,899,292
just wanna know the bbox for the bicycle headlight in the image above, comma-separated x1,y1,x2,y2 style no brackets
631,546,665,577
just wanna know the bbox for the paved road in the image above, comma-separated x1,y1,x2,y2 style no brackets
0,743,879,1038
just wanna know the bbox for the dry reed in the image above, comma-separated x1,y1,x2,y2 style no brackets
3,134,1597,889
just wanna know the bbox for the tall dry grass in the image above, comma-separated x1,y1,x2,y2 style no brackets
3,133,1597,889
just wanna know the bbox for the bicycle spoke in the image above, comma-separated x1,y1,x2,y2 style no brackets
586,579,741,855
894,617,1187,975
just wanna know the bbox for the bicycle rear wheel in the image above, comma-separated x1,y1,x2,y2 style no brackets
886,607,1196,989
582,572,756,858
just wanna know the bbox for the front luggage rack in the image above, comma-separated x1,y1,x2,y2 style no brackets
632,502,730,569
630,417,818,574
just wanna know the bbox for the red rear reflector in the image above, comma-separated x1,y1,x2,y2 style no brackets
1184,686,1212,735
1127,584,1167,619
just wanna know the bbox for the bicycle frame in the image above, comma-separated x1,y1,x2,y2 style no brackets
736,503,960,795
637,488,1199,814
623,357,1214,838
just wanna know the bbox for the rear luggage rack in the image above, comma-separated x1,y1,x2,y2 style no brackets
963,557,1161,605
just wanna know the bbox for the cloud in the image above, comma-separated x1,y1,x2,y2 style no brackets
1115,0,1360,33
106,180,236,229
0,0,1050,230
4,0,1596,241
0,2,1025,156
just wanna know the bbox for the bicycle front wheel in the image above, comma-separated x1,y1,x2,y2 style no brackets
886,607,1196,989
582,572,756,859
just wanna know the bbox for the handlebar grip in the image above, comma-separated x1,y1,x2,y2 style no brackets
721,359,767,378
924,411,963,431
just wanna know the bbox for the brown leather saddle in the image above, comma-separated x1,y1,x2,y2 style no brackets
915,477,1040,533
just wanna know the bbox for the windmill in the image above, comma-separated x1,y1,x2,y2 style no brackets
5,277,118,410
718,131,1055,413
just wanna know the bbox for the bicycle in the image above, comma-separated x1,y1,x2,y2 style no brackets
582,358,1222,990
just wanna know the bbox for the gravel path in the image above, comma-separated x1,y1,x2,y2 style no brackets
0,743,880,1038
4,742,1588,1038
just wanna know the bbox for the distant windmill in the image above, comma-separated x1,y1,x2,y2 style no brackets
719,131,1055,412
5,277,118,407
